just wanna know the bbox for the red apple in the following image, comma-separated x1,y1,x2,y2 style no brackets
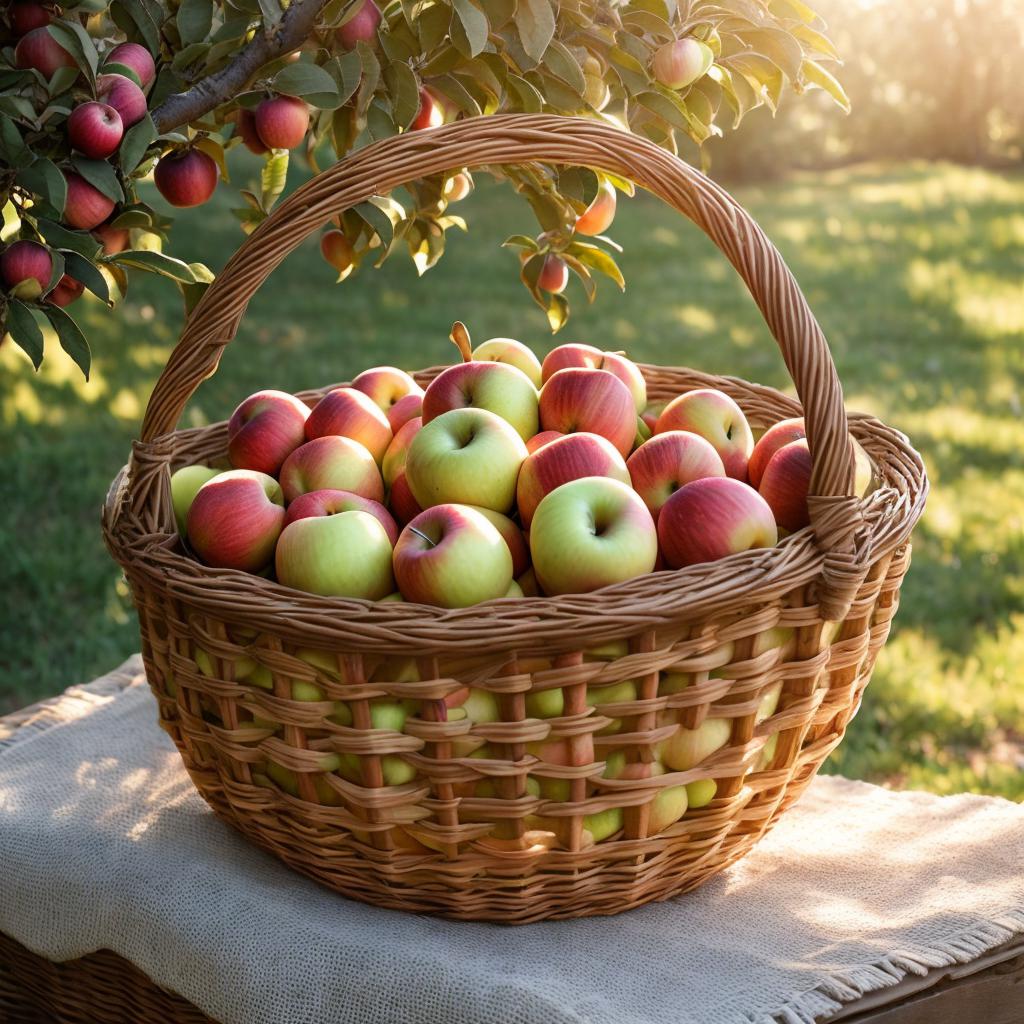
575,179,616,236
538,367,636,458
385,391,422,433
305,386,393,464
517,431,630,528
393,504,513,607
655,388,754,481
279,436,384,504
67,101,123,159
388,471,422,525
1,240,53,300
748,417,805,489
641,402,665,434
422,360,539,442
14,27,74,78
652,38,713,90
227,389,309,476
658,476,777,568
381,416,421,487
319,229,353,274
283,488,398,546
93,223,130,255
234,108,268,155
410,87,441,130
626,430,725,520
541,343,647,411
154,147,218,208
96,73,147,127
186,470,285,572
10,3,53,36
106,41,156,88
254,94,308,150
63,172,115,230
526,430,563,454
45,274,84,307
351,365,422,414
336,0,381,49
465,506,530,578
537,254,568,293
758,438,812,533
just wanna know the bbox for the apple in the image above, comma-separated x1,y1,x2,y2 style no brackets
381,416,421,487
405,407,527,513
305,386,393,464
517,567,540,596
1,240,52,300
227,389,309,476
96,73,147,127
686,779,717,808
516,431,630,528
658,476,777,568
464,505,530,577
444,172,472,202
575,179,616,236
641,402,665,434
422,361,538,442
410,87,442,130
254,94,309,149
388,472,422,525
154,147,218,208
759,438,812,533
526,430,563,454
10,3,52,35
853,437,874,496
105,42,156,88
63,172,115,230
540,343,647,412
351,365,422,414
186,470,285,572
67,102,123,159
627,430,725,520
588,678,639,735
170,465,221,534
660,716,731,772
283,488,398,545
385,392,422,433
530,477,658,595
538,367,636,457
45,274,84,307
279,436,384,503
748,416,805,489
14,27,74,78
336,0,381,48
471,338,543,387
393,504,513,607
652,37,713,90
93,223,130,255
608,760,688,835
277,510,394,598
655,388,753,480
537,254,568,294
234,108,268,155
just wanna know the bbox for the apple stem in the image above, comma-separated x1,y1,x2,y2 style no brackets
449,321,473,363
408,526,436,548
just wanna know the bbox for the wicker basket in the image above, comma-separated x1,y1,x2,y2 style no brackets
102,114,926,923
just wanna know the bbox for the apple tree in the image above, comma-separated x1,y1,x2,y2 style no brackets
0,0,846,377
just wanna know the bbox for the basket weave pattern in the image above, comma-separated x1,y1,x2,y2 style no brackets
103,116,926,922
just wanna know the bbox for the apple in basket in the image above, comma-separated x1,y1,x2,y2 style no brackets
170,465,221,533
404,408,527,513
471,337,543,387
392,504,513,607
464,506,530,578
350,365,423,414
227,389,309,476
279,436,384,503
748,417,807,489
627,430,726,520
381,416,422,488
187,470,285,572
605,757,689,835
541,343,647,412
759,438,813,533
538,367,636,458
655,388,754,481
284,488,398,544
422,360,539,442
304,386,393,465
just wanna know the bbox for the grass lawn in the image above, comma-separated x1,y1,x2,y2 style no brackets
2,158,1021,799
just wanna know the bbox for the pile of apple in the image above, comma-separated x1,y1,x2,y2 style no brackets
173,331,873,608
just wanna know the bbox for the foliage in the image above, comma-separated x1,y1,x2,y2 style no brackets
1,0,845,372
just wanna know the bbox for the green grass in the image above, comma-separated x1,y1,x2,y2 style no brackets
2,158,1022,799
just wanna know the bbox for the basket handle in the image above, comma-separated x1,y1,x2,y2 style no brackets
134,114,867,617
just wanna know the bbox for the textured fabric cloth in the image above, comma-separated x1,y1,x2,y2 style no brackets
1,658,1022,1024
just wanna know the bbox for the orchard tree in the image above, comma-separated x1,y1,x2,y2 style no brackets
0,0,847,376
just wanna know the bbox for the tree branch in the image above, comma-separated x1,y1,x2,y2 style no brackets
151,0,332,135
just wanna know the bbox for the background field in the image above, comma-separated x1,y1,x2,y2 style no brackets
2,156,1021,798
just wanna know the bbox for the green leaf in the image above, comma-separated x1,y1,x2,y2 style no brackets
61,250,111,304
0,116,33,168
71,157,125,204
6,300,45,370
44,249,66,296
791,24,840,61
333,50,363,106
36,219,103,259
119,113,158,173
383,62,420,129
768,0,818,24
514,0,555,64
506,74,544,113
47,20,97,82
737,28,804,80
273,62,341,108
102,61,143,87
356,41,382,116
178,262,215,316
432,74,482,117
111,249,199,283
802,59,850,112
260,150,289,212
177,0,214,45
451,0,489,58
257,0,281,23
502,234,540,252
111,0,162,56
607,45,651,92
48,65,81,96
16,158,67,216
110,203,155,229
569,243,625,289
543,40,585,94
545,292,569,333
42,303,91,378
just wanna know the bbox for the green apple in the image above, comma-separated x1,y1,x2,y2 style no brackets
756,733,779,770
264,761,344,805
170,465,221,533
588,679,638,734
686,778,717,808
608,759,688,834
422,360,539,441
472,337,543,387
462,689,500,723
660,716,731,771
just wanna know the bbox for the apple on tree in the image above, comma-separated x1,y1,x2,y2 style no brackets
67,102,123,160
1,240,52,300
154,147,219,208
